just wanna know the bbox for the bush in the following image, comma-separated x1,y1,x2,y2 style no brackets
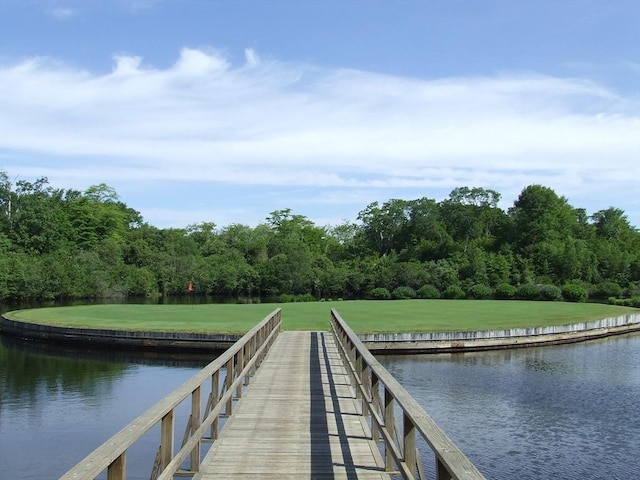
277,293,315,303
369,287,391,300
392,286,417,299
442,285,465,299
417,284,440,299
592,281,623,299
539,284,562,302
609,296,640,308
278,293,296,303
562,283,588,303
494,283,517,300
467,284,492,300
517,283,541,301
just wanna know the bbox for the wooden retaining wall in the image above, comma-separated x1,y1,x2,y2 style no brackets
0,315,240,351
361,313,640,353
2,311,639,354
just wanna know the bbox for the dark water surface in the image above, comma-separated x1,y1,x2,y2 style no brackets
378,332,640,480
1,332,639,479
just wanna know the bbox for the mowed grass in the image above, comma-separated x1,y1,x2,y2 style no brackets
6,300,638,334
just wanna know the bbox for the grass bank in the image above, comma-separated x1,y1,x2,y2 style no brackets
5,300,638,334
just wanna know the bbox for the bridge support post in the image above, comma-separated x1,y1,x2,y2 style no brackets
384,387,395,472
210,370,219,439
225,357,234,415
371,372,381,442
107,453,125,480
437,458,452,480
404,412,417,478
190,386,201,471
160,410,174,471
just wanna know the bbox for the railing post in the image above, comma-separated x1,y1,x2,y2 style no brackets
225,357,234,416
384,387,395,472
436,457,452,480
211,370,219,439
190,386,201,471
107,453,125,480
371,371,381,442
235,349,244,399
404,412,417,479
160,410,174,471
354,351,362,401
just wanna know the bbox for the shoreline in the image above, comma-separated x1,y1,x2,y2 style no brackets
1,312,639,354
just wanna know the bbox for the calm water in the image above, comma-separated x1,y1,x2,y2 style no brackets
378,332,640,480
1,333,639,479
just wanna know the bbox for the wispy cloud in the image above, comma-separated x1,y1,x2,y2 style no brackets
50,6,75,20
1,48,638,226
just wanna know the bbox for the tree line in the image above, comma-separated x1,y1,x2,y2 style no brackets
1,171,639,305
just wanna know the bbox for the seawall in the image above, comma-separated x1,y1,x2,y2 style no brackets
361,313,640,353
0,315,240,352
2,312,639,353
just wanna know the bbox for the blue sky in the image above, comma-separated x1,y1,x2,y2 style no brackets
1,0,639,229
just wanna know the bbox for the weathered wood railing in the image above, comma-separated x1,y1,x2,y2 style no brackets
330,308,486,480
60,308,281,480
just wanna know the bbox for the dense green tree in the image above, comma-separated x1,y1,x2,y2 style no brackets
1,169,638,303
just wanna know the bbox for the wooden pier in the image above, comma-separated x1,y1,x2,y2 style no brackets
61,309,486,480
196,331,388,479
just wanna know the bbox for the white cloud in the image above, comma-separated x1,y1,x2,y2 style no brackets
50,7,75,20
1,48,638,227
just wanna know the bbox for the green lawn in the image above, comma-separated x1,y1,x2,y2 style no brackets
5,300,638,334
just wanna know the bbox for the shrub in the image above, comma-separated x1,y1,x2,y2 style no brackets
592,281,623,299
278,293,296,303
417,284,441,299
517,283,541,301
467,284,492,300
392,286,417,300
494,283,517,300
562,283,588,303
295,293,315,302
369,287,391,300
442,285,465,299
539,284,562,302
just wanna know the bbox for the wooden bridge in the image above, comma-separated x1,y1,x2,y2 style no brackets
60,309,486,480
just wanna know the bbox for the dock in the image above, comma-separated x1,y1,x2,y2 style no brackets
196,331,388,479
60,308,486,480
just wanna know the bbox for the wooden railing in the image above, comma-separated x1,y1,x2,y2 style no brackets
330,309,486,480
60,308,281,480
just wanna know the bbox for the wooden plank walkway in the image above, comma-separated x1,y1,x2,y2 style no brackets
195,331,390,479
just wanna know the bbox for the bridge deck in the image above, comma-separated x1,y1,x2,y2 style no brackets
195,331,389,479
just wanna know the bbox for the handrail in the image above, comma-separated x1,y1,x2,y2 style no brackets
60,308,282,480
330,308,486,480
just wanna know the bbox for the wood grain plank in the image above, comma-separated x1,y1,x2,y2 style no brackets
196,331,389,479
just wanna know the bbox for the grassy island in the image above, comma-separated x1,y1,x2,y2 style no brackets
6,300,639,335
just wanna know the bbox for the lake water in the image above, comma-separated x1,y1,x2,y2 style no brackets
1,332,638,479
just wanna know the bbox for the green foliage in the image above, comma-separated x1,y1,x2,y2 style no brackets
539,284,562,302
517,283,541,301
369,287,391,300
0,170,638,304
278,293,316,303
562,283,589,303
417,284,441,299
608,296,640,308
592,281,623,299
392,286,417,299
467,284,493,300
442,285,466,299
494,283,517,300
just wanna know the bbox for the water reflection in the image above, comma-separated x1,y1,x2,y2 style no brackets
379,333,640,480
0,335,211,480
